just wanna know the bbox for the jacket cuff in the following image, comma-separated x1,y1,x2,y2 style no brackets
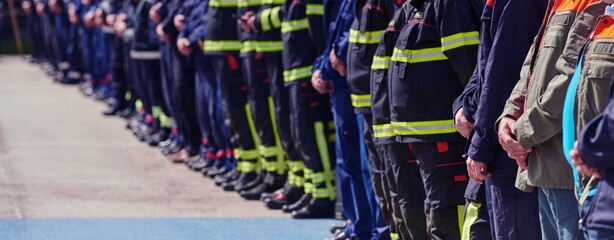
468,133,496,164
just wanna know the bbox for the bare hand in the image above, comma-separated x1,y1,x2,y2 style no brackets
22,1,32,13
106,14,116,26
177,38,193,56
454,108,473,139
570,141,602,179
68,4,79,24
149,2,163,24
311,69,333,94
329,49,346,77
497,117,532,169
84,10,96,29
94,8,105,27
156,24,169,42
466,157,491,184
115,20,127,37
36,3,46,16
173,14,185,31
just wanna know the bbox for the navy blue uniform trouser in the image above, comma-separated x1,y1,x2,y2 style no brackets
110,36,127,108
363,114,397,237
131,57,162,128
242,54,278,173
288,80,334,196
171,49,200,155
410,141,468,239
209,54,255,165
382,142,429,240
462,179,493,240
331,87,388,240
66,23,83,81
489,177,540,240
264,55,300,173
194,51,229,157
160,43,175,121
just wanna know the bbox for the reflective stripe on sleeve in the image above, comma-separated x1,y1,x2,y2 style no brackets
204,40,242,52
391,46,447,63
373,124,395,138
306,4,324,15
371,56,391,70
391,119,457,135
270,6,282,28
238,0,261,7
349,29,385,44
260,8,272,31
209,0,238,7
441,31,480,52
350,94,371,108
281,18,309,33
283,65,313,82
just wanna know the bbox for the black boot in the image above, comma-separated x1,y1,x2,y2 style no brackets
291,198,335,219
264,186,304,210
282,193,312,213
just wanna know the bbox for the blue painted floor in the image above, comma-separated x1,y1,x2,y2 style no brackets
0,218,339,240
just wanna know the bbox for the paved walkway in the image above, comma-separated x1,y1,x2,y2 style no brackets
0,56,335,239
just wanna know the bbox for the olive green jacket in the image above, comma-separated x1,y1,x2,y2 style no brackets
498,1,608,191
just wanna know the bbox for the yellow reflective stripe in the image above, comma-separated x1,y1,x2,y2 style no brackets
267,97,286,175
245,103,262,159
315,121,335,200
390,233,399,240
461,202,481,240
293,176,305,187
441,31,479,52
391,47,448,63
161,117,174,128
306,4,324,15
238,161,259,172
135,99,143,110
371,55,390,70
237,0,261,7
256,41,283,52
373,123,395,138
260,8,272,31
312,189,332,198
284,65,313,82
262,0,284,4
281,18,309,33
287,160,305,172
458,205,464,237
209,0,238,7
241,40,258,54
259,145,279,158
270,7,282,28
351,94,371,108
312,172,334,183
204,40,242,52
240,149,259,160
349,29,385,44
304,168,314,193
391,119,457,135
152,106,162,119
125,91,132,101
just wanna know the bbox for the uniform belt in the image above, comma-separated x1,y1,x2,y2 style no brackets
123,29,135,39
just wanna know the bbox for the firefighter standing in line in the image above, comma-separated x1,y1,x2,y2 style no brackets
313,0,391,238
370,1,430,239
387,0,482,238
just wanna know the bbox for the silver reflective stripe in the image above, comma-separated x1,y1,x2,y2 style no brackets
123,29,135,39
101,25,115,34
130,50,161,60
58,62,70,70
67,71,82,79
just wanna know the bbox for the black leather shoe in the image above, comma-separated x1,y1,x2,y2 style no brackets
329,221,349,234
221,172,247,191
283,193,312,213
239,182,271,200
118,108,136,119
264,186,304,210
291,198,335,219
185,155,203,169
146,129,169,146
214,169,236,186
191,158,212,172
324,231,358,240
162,140,183,155
206,165,230,179
234,174,262,192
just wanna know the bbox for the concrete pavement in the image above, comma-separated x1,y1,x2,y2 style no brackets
0,55,291,219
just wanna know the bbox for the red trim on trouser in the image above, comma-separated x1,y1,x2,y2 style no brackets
226,148,234,158
201,138,209,145
227,54,239,70
408,143,413,151
435,162,465,168
454,175,468,182
436,142,449,153
486,0,494,7
309,102,319,108
171,127,178,135
145,115,154,124
206,151,217,160
407,160,417,164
